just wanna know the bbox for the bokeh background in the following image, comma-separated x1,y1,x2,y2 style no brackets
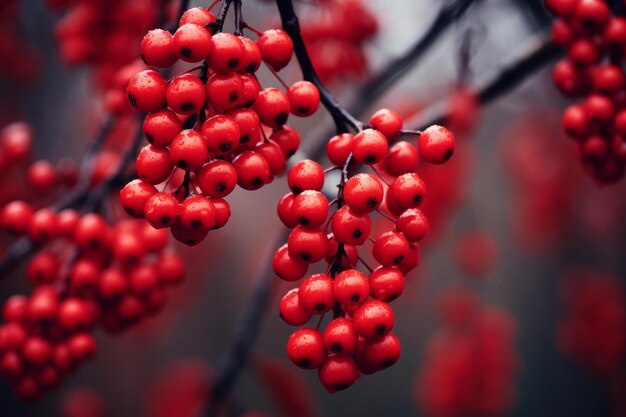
1,0,625,417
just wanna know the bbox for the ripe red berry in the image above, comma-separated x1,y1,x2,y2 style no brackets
144,192,182,228
286,327,326,369
292,190,329,227
357,333,401,371
228,109,262,147
287,226,329,263
287,159,324,194
419,125,455,164
384,141,419,176
28,209,58,243
237,36,262,73
166,74,206,115
232,151,271,190
317,356,360,393
395,208,429,241
179,7,217,26
330,206,371,245
388,172,426,209
333,269,369,307
372,231,410,267
343,173,383,214
592,64,624,94
127,70,167,112
1,201,33,236
279,289,312,326
238,74,260,107
201,115,241,154
370,108,403,139
298,273,335,314
140,29,177,68
27,160,57,190
323,318,358,354
136,145,173,184
277,193,298,228
288,81,320,117
352,129,388,164
27,250,59,285
562,104,590,139
353,300,394,340
172,23,213,63
206,73,244,110
273,244,309,281
197,160,237,198
211,198,231,229
179,195,216,231
255,139,286,177
369,267,405,302
271,125,301,157
143,109,182,147
120,179,157,218
208,33,245,74
74,214,109,250
326,133,354,166
257,29,294,71
254,87,291,128
169,130,209,171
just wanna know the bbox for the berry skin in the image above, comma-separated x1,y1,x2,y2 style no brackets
369,267,405,302
238,36,262,73
169,130,209,171
127,70,168,112
292,190,329,227
273,244,309,281
370,108,403,139
318,356,360,393
136,145,173,184
171,223,209,246
287,226,329,264
238,74,261,107
210,198,231,229
323,318,358,354
331,206,371,245
388,172,426,209
254,88,291,128
584,94,614,124
27,160,57,190
179,7,217,26
144,192,182,228
58,299,93,332
286,327,326,369
395,208,429,242
333,269,369,307
419,125,455,164
26,251,59,285
574,0,610,32
74,214,109,250
22,337,52,366
257,29,294,71
326,133,354,166
277,193,298,228
255,140,286,177
279,289,312,326
179,196,216,231
140,29,177,68
357,333,401,372
28,209,58,243
353,300,394,340
28,286,59,323
1,201,33,236
201,115,241,154
298,274,335,314
206,73,244,110
592,64,624,94
56,209,80,238
172,23,213,63
343,173,383,214
384,141,419,176
156,252,186,286
562,104,590,138
143,109,182,147
288,81,320,117
352,129,388,164
232,151,271,190
166,74,206,115
288,159,324,194
228,109,262,147
271,125,301,157
197,160,237,198
372,231,410,267
120,179,157,218
208,33,245,74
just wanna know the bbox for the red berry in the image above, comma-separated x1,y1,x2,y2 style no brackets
357,333,401,371
395,208,428,241
286,327,326,369
271,125,301,157
172,23,213,63
143,109,182,147
326,133,354,166
180,195,216,231
333,269,369,307
127,70,167,112
369,267,405,302
343,173,383,214
384,141,418,176
197,160,237,197
273,244,308,281
179,7,216,26
169,130,209,170
353,300,394,340
292,190,329,227
206,73,244,110
140,29,177,68
298,273,335,314
288,81,320,117
27,250,59,285
255,139,286,177
208,33,245,74
1,201,33,236
254,87,290,128
279,289,311,326
372,231,410,267
136,145,173,184
323,318,358,354
211,198,231,229
237,36,262,73
277,193,298,228
419,125,455,164
144,192,182,228
352,129,388,164
232,151,271,190
229,109,262,147
287,159,324,193
120,179,158,218
388,172,426,209
331,206,371,245
370,108,403,139
287,226,329,263
257,29,294,71
166,74,206,115
318,356,359,393
201,115,241,154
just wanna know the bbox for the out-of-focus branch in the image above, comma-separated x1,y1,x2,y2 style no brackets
407,39,562,131
348,0,479,117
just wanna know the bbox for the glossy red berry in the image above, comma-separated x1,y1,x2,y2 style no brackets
1,201,33,236
136,145,173,184
172,23,213,63
562,104,590,138
179,195,216,231
333,269,369,307
28,209,58,243
298,273,335,314
166,74,206,115
395,208,428,242
179,7,217,26
273,244,309,281
343,173,383,214
237,36,262,73
279,289,311,326
120,179,157,218
369,267,405,302
372,231,410,267
201,115,241,154
353,300,394,340
287,226,329,263
287,159,324,194
238,74,260,107
352,129,388,164
277,193,298,228
27,160,57,190
127,70,167,112
27,251,59,285
228,109,262,147
257,29,294,71
140,29,177,68
210,198,231,230
292,190,329,227
143,109,182,147
287,327,326,369
232,151,271,190
357,333,401,371
206,73,244,110
169,130,209,171
331,206,371,245
318,356,359,393
592,64,624,94
419,125,455,164
384,141,419,175
144,192,182,228
208,33,245,74
287,81,320,117
271,125,301,157
255,140,286,177
254,88,290,128
370,108,403,139
323,318,358,354
388,172,426,209
326,133,354,166
197,160,237,198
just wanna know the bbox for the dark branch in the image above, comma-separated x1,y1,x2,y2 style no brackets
275,0,361,133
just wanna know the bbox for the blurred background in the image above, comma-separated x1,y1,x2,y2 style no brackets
1,0,625,417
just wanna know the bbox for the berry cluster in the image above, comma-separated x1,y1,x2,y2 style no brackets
415,289,518,417
557,269,626,376
300,0,378,84
274,109,456,392
0,208,185,400
49,0,159,92
121,6,321,246
547,0,626,183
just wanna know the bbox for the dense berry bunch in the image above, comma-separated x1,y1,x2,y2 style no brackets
300,0,378,84
557,269,626,376
121,7,321,246
273,109,456,392
0,208,185,400
415,289,518,417
547,0,626,183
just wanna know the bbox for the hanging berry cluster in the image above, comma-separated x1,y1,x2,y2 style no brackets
274,108,456,392
121,5,321,246
415,289,518,417
547,0,626,183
